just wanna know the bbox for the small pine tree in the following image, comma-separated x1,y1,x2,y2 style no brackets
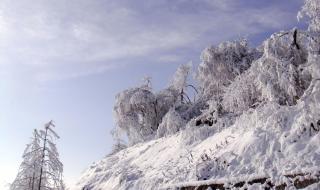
10,130,42,190
10,121,65,190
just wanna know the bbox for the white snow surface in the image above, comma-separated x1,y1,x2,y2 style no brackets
72,80,320,190
301,182,320,190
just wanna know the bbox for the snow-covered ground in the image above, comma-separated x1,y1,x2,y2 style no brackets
72,80,320,190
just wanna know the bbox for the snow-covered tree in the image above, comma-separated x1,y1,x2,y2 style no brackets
114,64,193,145
156,108,185,138
255,30,311,105
155,63,193,121
223,29,312,114
196,39,258,103
141,76,152,91
11,121,65,190
37,121,64,190
298,0,320,85
153,63,197,138
10,130,42,190
114,86,158,145
298,0,320,55
169,62,192,104
298,0,320,33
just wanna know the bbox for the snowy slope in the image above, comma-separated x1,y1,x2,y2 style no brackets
72,80,320,190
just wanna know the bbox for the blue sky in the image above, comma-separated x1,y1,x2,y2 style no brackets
0,0,307,187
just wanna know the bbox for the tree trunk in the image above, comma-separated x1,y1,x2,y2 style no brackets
38,127,48,190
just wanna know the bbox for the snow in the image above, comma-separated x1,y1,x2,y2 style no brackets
302,182,320,190
71,80,320,189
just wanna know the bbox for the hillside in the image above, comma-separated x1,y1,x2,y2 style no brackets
74,96,320,189
72,1,320,189
73,37,320,190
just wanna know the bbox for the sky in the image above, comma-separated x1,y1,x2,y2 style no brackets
0,0,307,188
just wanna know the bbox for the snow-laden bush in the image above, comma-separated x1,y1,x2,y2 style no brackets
223,71,261,114
180,108,235,147
180,99,207,122
196,153,228,180
156,108,185,138
180,101,218,147
109,139,127,155
192,100,220,126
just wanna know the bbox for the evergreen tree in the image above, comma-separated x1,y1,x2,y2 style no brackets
10,121,65,190
10,130,42,190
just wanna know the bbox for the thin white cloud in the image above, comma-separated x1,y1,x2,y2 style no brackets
35,62,123,82
0,0,301,81
158,54,183,63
